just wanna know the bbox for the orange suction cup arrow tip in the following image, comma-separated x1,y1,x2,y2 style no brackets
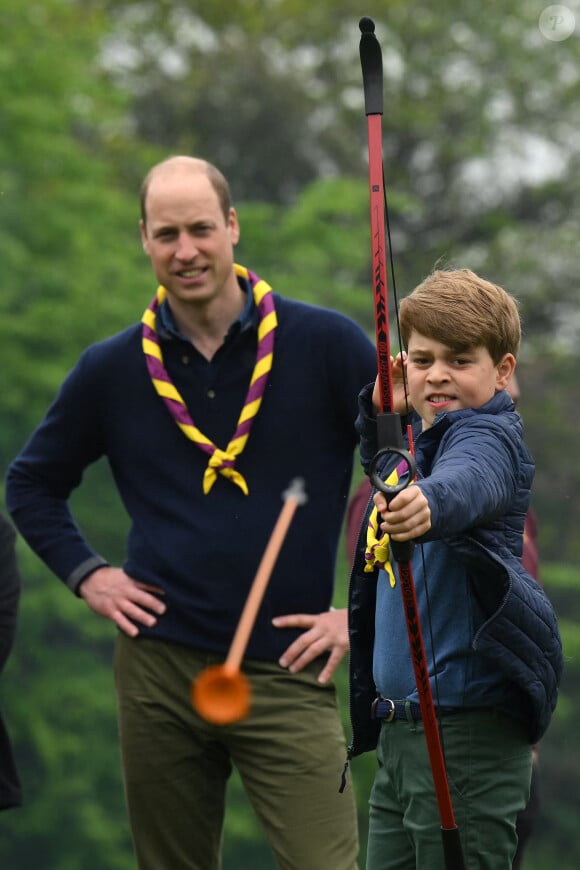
191,665,251,726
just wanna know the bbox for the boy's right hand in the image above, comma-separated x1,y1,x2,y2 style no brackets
374,485,431,541
78,566,166,636
371,353,412,415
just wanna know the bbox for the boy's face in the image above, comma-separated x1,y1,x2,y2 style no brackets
406,330,515,430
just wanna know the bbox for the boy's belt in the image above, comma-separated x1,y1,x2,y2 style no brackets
371,697,465,722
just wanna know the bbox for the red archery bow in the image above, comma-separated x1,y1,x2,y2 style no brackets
359,17,465,869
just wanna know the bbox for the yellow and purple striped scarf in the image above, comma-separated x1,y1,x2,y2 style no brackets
141,264,277,495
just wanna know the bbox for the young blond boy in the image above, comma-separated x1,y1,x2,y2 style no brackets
348,269,562,869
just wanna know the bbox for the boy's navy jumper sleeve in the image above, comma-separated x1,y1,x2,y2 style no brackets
417,413,525,540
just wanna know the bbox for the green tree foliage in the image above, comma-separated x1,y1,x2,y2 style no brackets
0,0,162,456
237,177,383,330
102,0,580,345
0,2,150,867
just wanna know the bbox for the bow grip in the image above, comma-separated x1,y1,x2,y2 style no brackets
368,442,417,563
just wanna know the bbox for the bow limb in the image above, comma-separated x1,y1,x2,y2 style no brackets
359,18,465,870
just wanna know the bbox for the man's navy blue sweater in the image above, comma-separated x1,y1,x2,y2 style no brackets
6,285,376,661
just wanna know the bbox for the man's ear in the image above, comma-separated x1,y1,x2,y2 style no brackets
496,353,516,391
139,220,150,255
228,208,241,246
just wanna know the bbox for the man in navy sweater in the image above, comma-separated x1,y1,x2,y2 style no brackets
6,156,376,869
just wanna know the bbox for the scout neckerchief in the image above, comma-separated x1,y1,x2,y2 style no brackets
141,263,277,495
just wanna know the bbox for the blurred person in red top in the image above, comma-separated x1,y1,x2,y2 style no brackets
345,371,541,869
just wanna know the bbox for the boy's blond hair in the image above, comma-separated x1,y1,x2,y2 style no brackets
399,269,521,363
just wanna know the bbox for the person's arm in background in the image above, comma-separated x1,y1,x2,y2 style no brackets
345,478,373,566
0,511,22,810
512,505,542,869
522,509,539,579
0,513,19,678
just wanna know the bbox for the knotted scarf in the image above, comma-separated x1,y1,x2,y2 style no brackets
141,263,277,495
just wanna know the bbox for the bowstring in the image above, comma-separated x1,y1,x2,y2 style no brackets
381,165,447,740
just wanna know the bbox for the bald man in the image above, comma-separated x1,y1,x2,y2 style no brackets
7,156,377,869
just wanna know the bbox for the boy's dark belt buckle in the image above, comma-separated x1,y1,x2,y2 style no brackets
371,697,464,722
372,698,422,721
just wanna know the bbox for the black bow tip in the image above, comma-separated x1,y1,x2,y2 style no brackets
359,16,375,34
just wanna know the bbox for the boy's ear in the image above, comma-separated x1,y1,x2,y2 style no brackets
496,353,516,391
